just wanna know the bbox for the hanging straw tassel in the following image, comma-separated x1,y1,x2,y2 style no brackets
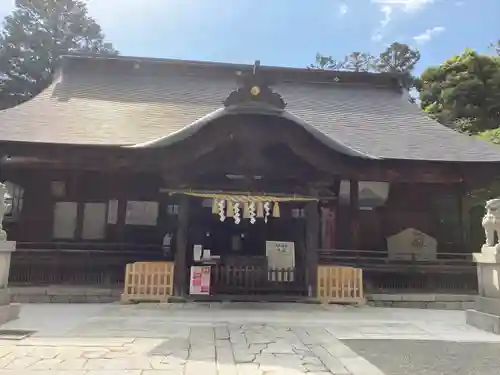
256,202,264,218
243,202,250,219
226,200,234,217
212,199,218,214
272,202,280,218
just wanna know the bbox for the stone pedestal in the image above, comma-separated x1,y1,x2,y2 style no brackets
0,241,20,325
466,245,500,334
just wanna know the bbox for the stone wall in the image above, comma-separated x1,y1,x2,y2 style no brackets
368,293,476,310
10,286,121,303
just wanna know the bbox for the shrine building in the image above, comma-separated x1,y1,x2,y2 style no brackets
0,54,498,299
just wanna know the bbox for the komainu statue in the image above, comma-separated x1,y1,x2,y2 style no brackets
0,183,10,241
482,198,500,247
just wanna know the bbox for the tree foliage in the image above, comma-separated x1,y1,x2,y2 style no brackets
308,53,345,70
310,42,420,102
0,0,118,108
376,42,420,73
343,52,376,72
417,50,500,133
310,42,419,76
491,40,500,56
477,128,500,145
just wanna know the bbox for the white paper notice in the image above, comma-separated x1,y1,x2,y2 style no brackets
125,201,159,226
266,241,295,282
107,200,118,224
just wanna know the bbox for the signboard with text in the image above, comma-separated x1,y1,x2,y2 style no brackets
189,266,211,295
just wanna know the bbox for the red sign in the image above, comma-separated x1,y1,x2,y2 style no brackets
189,266,211,295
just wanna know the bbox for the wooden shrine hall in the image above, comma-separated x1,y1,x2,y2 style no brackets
0,54,499,300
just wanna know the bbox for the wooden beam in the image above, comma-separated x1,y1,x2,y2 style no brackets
174,195,189,296
349,179,360,250
305,200,319,298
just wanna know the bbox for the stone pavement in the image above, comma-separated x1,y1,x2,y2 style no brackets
0,303,497,374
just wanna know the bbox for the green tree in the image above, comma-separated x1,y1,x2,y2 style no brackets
343,52,376,72
376,42,420,73
491,40,500,56
0,0,118,108
308,53,345,70
417,49,500,133
477,128,500,144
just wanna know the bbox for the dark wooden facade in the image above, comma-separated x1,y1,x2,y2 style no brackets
0,112,485,296
1,55,497,297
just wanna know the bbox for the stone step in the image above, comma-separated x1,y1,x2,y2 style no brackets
466,309,500,334
476,296,500,316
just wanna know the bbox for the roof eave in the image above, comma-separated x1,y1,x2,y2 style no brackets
128,104,378,160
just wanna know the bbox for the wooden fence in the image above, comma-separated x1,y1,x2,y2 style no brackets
121,261,175,303
317,265,364,304
210,265,307,296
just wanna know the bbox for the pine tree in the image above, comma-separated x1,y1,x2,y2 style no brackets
0,0,118,108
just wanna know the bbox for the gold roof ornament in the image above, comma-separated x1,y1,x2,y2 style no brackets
250,86,261,96
223,60,287,109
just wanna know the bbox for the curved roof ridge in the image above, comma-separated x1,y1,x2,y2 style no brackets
129,105,378,159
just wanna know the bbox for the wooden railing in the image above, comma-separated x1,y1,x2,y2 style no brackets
9,242,166,286
317,248,474,270
121,261,175,303
317,266,364,304
209,265,307,296
317,248,477,293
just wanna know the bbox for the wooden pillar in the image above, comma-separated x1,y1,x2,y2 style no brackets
459,183,470,252
305,200,319,298
174,195,189,296
349,179,360,249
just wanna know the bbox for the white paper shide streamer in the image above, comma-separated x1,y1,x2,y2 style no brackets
249,202,256,224
264,201,271,223
233,202,241,224
218,199,226,222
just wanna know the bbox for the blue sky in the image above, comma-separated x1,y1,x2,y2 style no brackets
0,0,498,74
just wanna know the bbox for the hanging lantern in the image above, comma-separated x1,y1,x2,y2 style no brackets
234,202,241,224
256,202,264,218
272,202,280,218
218,200,226,222
249,202,256,224
264,202,271,223
226,200,234,217
212,199,218,214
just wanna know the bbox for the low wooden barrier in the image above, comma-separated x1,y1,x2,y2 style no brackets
317,265,364,304
210,264,306,295
121,262,174,303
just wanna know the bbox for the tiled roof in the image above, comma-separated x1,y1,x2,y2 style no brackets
1,55,500,162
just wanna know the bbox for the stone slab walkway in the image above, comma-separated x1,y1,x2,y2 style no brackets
0,303,496,374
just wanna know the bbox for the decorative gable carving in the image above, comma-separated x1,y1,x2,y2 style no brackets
223,60,287,109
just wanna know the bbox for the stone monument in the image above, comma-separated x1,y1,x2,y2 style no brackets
466,198,500,334
0,183,20,325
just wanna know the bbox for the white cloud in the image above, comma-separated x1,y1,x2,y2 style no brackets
380,5,392,27
372,0,435,12
339,3,348,16
413,26,445,44
371,0,435,43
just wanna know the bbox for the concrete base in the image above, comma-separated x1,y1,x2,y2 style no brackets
466,309,500,334
0,303,20,326
475,296,500,316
